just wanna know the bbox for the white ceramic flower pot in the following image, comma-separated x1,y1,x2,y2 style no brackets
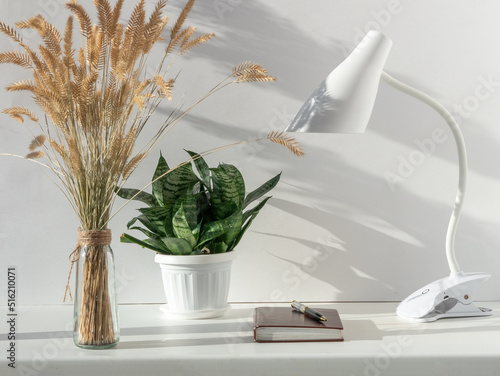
154,251,236,319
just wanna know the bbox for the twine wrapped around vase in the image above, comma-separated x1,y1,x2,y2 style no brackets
65,228,118,348
64,228,112,302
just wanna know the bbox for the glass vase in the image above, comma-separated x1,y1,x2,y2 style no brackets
73,243,119,349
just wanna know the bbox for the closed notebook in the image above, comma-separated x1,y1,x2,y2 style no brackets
253,307,344,342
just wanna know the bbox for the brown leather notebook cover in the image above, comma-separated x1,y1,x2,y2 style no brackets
253,307,344,342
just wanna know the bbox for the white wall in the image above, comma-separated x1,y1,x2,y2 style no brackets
1,0,499,306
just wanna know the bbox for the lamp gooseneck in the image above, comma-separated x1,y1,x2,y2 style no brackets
380,71,464,276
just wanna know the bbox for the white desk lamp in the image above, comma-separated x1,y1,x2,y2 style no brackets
285,30,491,322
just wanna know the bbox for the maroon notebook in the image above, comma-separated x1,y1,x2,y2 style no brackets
253,307,344,343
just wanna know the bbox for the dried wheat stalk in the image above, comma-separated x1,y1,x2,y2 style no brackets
267,131,304,156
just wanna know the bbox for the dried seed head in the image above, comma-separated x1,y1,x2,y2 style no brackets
2,106,39,123
29,135,46,151
267,131,304,157
232,62,276,83
26,151,44,159
154,75,174,100
122,152,146,180
50,139,67,158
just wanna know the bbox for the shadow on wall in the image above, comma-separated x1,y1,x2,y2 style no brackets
152,112,499,301
158,1,499,300
177,0,348,102
257,165,499,301
176,0,500,182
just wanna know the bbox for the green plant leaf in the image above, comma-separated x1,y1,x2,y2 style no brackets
192,222,201,241
186,150,211,189
242,196,272,224
197,209,240,247
212,241,229,254
120,233,171,254
145,238,172,254
213,201,238,221
198,220,229,246
128,226,162,241
161,237,193,255
198,190,214,221
131,215,163,237
162,162,199,209
230,196,272,251
115,187,156,206
221,163,245,205
210,164,245,209
164,215,175,238
228,214,256,251
172,203,197,248
173,191,199,229
243,172,281,209
223,209,243,245
120,234,134,243
138,207,171,237
127,214,164,237
126,216,140,229
152,153,170,206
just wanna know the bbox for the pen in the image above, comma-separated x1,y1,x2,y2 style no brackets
291,300,327,322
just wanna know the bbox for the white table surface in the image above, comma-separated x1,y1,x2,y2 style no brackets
1,302,500,376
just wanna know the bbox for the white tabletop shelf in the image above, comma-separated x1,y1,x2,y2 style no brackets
1,302,500,376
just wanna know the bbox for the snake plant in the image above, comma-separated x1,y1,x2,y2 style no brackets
116,151,280,255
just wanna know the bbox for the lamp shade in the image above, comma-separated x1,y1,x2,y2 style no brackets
285,30,392,133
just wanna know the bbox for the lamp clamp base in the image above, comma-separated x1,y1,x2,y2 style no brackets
396,271,492,322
